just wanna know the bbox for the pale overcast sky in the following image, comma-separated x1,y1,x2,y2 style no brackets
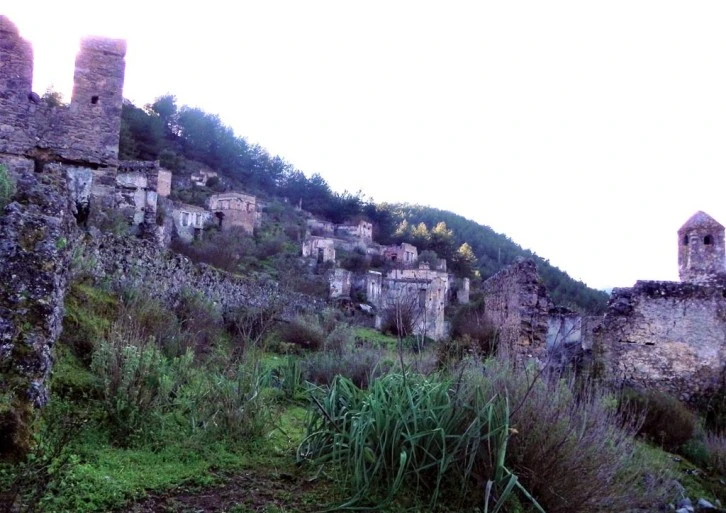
5,1,726,290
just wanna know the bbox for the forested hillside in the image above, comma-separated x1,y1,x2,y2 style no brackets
120,95,608,313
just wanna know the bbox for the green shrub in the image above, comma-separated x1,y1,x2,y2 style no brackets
449,300,498,355
61,282,119,362
91,321,269,445
91,324,195,444
0,164,15,212
277,315,326,351
623,388,697,451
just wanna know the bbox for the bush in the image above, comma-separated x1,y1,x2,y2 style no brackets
0,164,15,212
623,388,697,451
277,315,326,351
91,319,269,445
301,346,388,389
61,282,119,362
705,431,726,476
91,324,195,444
450,300,498,353
462,358,671,513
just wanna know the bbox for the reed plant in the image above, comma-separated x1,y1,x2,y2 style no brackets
298,372,543,511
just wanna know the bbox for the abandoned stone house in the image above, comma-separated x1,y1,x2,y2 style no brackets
172,203,213,243
208,192,259,234
302,236,336,263
383,242,418,265
379,265,450,340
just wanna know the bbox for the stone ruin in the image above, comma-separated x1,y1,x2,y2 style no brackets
301,215,463,341
596,211,726,401
208,191,260,234
0,15,131,459
483,211,726,403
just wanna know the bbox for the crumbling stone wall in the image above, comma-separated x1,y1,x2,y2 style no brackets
0,163,76,460
481,258,553,359
380,266,449,340
114,160,172,243
81,233,325,318
329,268,352,299
0,16,125,168
597,280,726,401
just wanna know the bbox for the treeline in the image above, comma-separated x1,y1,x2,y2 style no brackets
119,95,608,313
119,95,366,224
383,204,609,313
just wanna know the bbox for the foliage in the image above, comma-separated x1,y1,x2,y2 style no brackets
705,431,726,476
277,315,327,351
0,164,16,212
463,358,671,512
0,401,87,512
449,299,499,356
622,388,697,451
300,345,389,389
41,86,65,107
61,281,119,362
386,203,610,313
298,373,543,511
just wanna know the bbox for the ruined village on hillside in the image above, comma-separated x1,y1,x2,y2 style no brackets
2,12,726,419
2,16,726,509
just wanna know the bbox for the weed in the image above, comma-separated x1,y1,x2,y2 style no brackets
0,163,15,212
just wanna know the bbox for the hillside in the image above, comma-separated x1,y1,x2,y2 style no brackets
119,95,608,314
382,204,609,313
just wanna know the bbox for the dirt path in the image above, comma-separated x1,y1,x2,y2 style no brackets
126,469,336,513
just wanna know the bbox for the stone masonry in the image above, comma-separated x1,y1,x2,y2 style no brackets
481,258,554,360
595,211,726,401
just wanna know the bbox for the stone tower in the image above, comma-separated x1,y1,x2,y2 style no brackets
678,211,726,283
67,37,127,166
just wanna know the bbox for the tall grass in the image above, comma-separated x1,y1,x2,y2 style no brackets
298,373,543,511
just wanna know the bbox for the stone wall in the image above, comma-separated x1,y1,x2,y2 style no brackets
481,258,553,359
329,268,352,299
81,232,325,319
597,280,726,400
0,163,76,460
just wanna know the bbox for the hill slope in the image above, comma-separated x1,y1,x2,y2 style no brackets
119,95,609,314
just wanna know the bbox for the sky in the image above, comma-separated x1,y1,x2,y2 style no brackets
5,1,726,291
